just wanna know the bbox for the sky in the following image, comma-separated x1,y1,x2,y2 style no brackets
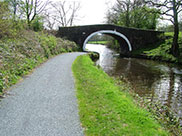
75,0,116,25
74,0,174,26
50,0,116,26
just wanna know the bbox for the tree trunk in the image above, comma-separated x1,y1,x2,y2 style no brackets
125,3,130,27
27,15,31,28
172,24,179,57
171,0,179,57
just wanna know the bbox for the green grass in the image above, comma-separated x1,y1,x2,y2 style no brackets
132,32,182,63
87,41,108,45
72,55,169,136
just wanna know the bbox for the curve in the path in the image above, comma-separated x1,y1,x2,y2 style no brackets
0,52,85,136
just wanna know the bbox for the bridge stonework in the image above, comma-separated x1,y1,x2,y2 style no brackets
56,24,164,55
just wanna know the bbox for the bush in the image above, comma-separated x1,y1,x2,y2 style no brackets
38,32,79,58
31,16,44,32
0,30,79,94
107,39,120,51
0,2,27,39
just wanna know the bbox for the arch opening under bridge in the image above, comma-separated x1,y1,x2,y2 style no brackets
83,30,132,52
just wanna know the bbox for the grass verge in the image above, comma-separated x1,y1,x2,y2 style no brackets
72,55,169,136
87,41,108,45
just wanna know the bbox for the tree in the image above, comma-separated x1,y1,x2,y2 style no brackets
0,1,13,38
43,11,56,30
113,0,131,27
106,0,159,30
105,9,119,25
145,0,182,56
31,15,43,31
19,0,49,27
179,20,182,31
4,0,19,16
51,0,81,27
158,24,174,32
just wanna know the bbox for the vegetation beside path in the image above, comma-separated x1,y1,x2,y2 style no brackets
87,41,108,45
72,55,169,136
0,30,79,96
132,32,182,64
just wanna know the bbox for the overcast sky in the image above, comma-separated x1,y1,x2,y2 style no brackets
50,0,116,26
46,0,175,27
75,0,116,25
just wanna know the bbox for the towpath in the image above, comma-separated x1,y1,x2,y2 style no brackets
0,53,85,136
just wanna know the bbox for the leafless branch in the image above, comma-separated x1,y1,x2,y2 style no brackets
19,0,50,26
50,1,81,27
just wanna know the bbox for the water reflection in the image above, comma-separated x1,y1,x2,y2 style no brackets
85,44,182,119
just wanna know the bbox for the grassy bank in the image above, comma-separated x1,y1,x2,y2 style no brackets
132,32,182,64
0,30,79,96
72,55,169,136
87,41,108,45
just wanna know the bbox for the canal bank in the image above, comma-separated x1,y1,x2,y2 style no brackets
72,55,168,136
84,43,182,135
130,32,182,64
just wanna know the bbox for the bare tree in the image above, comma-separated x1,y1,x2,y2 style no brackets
51,1,81,27
105,9,119,24
145,0,182,57
43,11,56,30
19,0,49,27
116,0,132,27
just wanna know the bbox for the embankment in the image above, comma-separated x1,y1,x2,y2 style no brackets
0,30,79,95
72,55,169,136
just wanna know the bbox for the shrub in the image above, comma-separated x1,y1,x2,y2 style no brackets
31,16,44,32
0,30,79,94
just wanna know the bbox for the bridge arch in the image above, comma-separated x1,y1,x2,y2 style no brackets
83,30,132,52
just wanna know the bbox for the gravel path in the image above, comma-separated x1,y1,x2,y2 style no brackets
0,53,85,136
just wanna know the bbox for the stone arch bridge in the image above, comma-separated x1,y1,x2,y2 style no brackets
56,24,163,55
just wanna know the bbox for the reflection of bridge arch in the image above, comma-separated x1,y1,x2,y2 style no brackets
83,30,132,52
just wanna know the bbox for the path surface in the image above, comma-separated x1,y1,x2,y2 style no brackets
0,53,85,136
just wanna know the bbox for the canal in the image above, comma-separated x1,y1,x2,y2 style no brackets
86,43,182,123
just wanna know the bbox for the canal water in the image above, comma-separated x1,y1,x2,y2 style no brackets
85,44,182,121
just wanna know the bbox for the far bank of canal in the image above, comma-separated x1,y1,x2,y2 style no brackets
85,44,182,124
